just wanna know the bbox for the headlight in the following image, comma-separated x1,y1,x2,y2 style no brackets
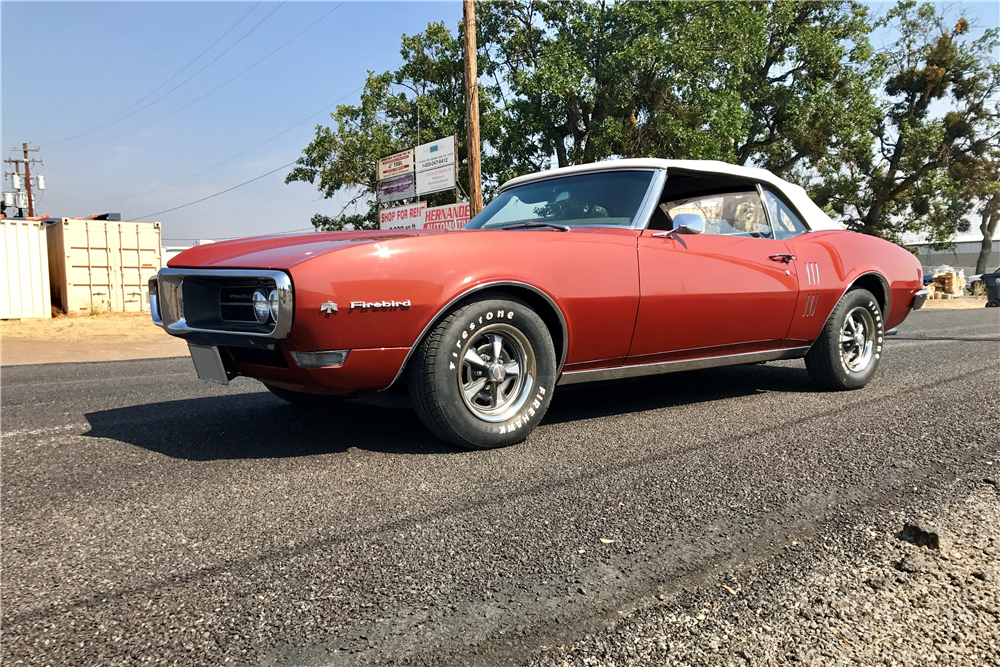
268,289,280,322
253,290,270,324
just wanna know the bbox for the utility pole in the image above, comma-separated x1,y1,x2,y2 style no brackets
4,142,41,217
462,0,483,216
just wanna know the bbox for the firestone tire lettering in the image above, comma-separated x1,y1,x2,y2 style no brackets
407,294,557,449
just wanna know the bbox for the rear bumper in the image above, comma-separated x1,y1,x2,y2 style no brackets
910,289,929,310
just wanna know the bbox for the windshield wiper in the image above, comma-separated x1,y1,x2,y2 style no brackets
500,221,571,232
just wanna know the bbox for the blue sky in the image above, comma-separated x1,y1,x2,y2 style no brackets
2,1,463,241
2,2,998,243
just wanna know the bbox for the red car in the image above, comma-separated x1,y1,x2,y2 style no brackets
152,159,927,448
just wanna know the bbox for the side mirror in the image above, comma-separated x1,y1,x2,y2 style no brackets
672,213,704,235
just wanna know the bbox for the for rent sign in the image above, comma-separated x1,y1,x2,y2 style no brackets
379,202,427,230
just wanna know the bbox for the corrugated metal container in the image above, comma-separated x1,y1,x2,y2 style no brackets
47,218,162,314
1,219,52,319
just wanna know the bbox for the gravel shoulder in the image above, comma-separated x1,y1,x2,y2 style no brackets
530,475,1000,667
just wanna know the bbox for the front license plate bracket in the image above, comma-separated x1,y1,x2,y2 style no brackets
188,343,230,385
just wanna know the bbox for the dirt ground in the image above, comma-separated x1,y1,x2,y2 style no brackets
920,294,991,309
1,312,188,366
0,297,992,366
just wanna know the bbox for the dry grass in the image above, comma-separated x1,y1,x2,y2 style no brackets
920,296,990,310
1,312,187,365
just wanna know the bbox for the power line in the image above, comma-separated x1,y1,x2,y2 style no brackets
59,2,286,144
74,2,345,148
103,61,404,204
134,160,297,219
50,2,263,144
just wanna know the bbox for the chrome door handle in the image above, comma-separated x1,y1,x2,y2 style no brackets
768,254,795,264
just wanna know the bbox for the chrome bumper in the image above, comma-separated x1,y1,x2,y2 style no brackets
149,268,294,348
911,289,929,310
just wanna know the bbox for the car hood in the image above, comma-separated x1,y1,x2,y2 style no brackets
167,228,455,269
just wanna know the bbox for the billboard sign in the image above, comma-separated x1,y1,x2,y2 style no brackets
422,201,470,229
379,202,426,230
415,135,456,173
379,201,470,231
416,164,457,196
377,149,414,180
378,172,415,204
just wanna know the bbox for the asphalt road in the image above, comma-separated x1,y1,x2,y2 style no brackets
2,309,998,666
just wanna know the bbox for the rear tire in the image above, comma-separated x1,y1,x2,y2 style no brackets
805,288,884,391
264,384,343,407
408,294,557,448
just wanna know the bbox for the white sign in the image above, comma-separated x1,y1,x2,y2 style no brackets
379,202,426,230
378,172,415,204
415,135,456,173
416,164,457,196
379,201,470,231
377,149,414,180
422,202,470,230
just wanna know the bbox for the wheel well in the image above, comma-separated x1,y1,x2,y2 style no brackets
388,284,568,390
849,273,889,315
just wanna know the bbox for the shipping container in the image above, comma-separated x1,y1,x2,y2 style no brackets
1,219,52,319
47,218,162,314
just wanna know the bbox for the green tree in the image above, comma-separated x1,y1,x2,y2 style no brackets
286,22,491,230
812,2,1000,243
478,1,879,178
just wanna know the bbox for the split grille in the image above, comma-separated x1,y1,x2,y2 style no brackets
219,286,258,323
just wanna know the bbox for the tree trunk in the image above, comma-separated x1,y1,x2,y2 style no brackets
976,203,998,274
555,138,569,168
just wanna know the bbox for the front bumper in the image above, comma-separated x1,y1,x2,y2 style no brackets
911,289,929,310
150,268,294,349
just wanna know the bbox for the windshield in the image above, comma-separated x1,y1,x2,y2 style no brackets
465,170,655,230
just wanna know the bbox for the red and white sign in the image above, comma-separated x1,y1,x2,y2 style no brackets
422,202,470,230
377,149,414,180
379,202,426,230
380,201,470,231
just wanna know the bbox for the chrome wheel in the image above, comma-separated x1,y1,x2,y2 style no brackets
839,306,876,373
458,324,536,423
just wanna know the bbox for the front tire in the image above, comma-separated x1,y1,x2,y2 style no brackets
408,294,557,448
805,288,884,391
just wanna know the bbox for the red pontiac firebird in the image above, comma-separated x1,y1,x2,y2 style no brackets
152,159,927,448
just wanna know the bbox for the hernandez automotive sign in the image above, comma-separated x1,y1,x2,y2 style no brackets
380,201,470,231
377,149,414,181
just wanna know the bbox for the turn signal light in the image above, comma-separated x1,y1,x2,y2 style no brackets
291,350,350,368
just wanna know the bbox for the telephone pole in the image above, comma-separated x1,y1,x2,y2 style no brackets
4,142,41,217
462,0,483,216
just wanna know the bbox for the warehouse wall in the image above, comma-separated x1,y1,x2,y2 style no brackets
910,240,1000,276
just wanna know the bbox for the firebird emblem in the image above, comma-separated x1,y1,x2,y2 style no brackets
350,300,411,310
320,301,338,314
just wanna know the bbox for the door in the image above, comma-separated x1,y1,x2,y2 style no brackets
628,189,800,363
760,187,846,345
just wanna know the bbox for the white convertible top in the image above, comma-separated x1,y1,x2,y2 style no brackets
499,158,844,231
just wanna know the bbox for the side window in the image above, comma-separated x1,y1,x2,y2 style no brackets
664,191,771,238
762,189,809,240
